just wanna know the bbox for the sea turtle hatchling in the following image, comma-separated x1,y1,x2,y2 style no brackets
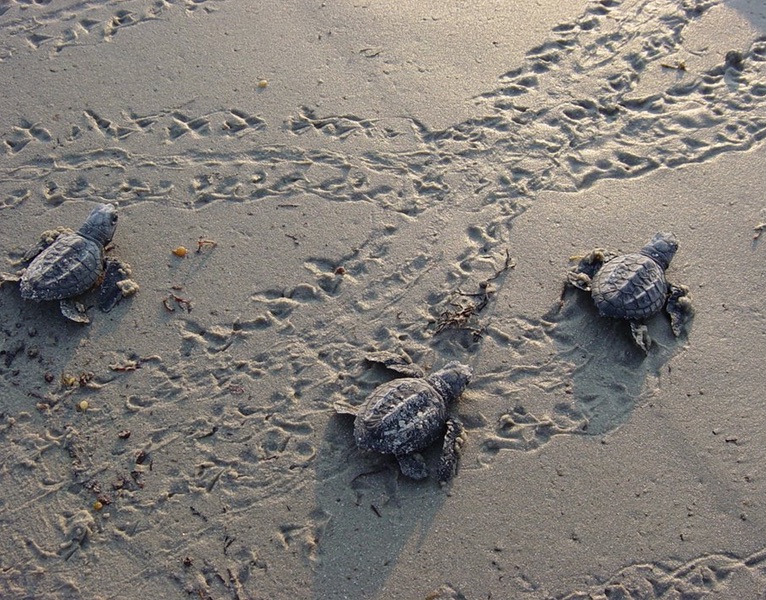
335,360,473,483
0,203,138,323
566,232,693,352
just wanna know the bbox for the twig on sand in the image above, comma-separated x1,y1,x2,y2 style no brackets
660,60,687,71
196,237,218,253
435,249,515,337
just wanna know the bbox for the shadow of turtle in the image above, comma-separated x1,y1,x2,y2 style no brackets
311,376,452,600
547,286,691,435
0,269,139,397
0,286,101,402
725,2,766,33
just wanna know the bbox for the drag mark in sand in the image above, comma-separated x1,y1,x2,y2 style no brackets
557,545,766,599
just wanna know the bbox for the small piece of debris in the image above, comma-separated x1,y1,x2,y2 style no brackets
110,360,140,372
196,238,218,253
425,583,467,600
436,249,514,336
61,374,78,387
163,293,193,312
661,60,687,71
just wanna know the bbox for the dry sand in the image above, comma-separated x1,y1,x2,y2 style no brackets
1,0,765,598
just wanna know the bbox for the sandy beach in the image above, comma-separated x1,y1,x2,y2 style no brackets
1,1,765,598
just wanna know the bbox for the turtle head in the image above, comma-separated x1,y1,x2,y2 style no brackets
428,361,473,404
640,232,678,270
78,203,118,246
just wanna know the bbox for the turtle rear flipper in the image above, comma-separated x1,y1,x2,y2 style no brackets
666,284,693,337
566,269,593,291
19,227,74,265
333,400,358,416
0,272,21,287
364,351,425,378
60,298,90,324
630,321,651,353
396,452,428,480
437,417,465,484
567,248,615,292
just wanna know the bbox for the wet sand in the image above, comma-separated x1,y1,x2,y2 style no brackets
1,1,765,598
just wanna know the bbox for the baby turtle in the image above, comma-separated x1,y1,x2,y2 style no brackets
567,232,692,352
1,203,137,323
335,361,473,483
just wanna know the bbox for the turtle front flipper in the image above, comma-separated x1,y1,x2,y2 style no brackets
436,417,466,484
666,284,693,337
60,298,90,324
630,321,651,353
396,452,428,480
98,257,139,313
